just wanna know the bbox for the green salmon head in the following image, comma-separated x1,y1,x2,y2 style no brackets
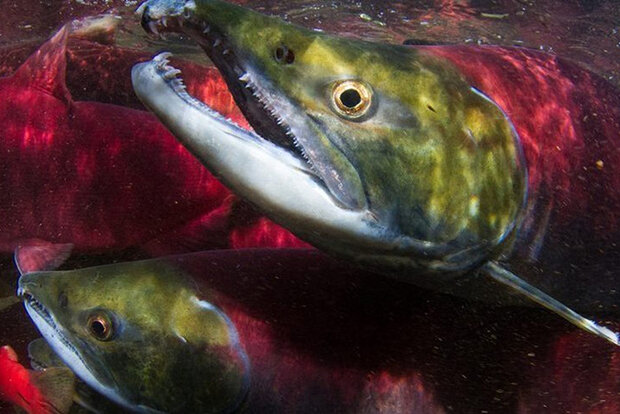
17,261,250,414
133,0,526,283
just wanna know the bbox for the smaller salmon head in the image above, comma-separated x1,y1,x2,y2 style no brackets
17,260,250,414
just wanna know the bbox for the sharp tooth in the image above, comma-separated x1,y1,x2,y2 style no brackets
223,49,230,55
164,68,181,80
161,17,168,27
203,25,211,34
154,52,172,70
213,38,221,48
238,73,250,83
148,20,160,36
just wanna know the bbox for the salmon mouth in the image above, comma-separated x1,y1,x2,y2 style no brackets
19,289,56,328
139,1,315,176
17,285,84,372
136,0,370,210
17,277,134,410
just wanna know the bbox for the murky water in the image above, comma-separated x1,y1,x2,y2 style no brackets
1,1,619,413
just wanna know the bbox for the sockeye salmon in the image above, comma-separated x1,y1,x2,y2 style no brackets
131,0,620,344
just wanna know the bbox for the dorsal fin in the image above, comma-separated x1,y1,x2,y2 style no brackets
14,240,74,275
11,26,72,105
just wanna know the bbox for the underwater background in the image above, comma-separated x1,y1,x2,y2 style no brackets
1,0,619,413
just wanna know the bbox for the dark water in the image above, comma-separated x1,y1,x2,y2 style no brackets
1,0,619,413
2,1,619,85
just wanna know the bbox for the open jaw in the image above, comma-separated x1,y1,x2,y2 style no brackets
131,0,506,275
131,3,403,254
138,3,311,168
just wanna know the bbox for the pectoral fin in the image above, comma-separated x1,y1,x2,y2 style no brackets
482,262,619,346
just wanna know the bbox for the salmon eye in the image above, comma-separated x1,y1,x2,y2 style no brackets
87,312,114,341
331,80,372,119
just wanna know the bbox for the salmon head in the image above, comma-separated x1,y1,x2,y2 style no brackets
17,259,250,413
132,0,526,287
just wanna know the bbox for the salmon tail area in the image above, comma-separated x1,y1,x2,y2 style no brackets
483,262,619,347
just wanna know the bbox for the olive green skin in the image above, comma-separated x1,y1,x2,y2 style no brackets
19,262,249,414
141,0,526,281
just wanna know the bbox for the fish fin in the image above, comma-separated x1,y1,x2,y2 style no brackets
14,240,74,275
30,367,76,414
11,25,72,105
482,261,620,346
0,296,20,312
28,339,67,371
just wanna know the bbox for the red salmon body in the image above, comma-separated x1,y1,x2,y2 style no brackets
0,27,307,256
0,346,58,414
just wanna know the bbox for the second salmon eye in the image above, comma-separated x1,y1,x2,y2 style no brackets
87,312,114,341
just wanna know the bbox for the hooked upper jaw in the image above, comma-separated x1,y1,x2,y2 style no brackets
131,53,389,260
137,0,370,211
133,1,395,255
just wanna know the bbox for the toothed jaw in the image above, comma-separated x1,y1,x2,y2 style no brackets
132,53,385,248
139,0,314,165
137,0,198,36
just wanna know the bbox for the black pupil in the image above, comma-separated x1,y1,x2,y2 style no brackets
91,319,107,338
340,89,362,108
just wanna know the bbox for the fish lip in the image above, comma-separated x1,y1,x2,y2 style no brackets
137,51,318,180
138,1,364,208
18,288,55,327
17,286,86,372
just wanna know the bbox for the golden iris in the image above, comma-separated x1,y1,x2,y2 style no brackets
331,80,372,119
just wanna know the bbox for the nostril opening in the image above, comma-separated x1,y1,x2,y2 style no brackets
275,46,285,61
274,45,295,64
284,49,295,64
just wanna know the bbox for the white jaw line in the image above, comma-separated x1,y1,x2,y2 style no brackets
131,53,383,244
